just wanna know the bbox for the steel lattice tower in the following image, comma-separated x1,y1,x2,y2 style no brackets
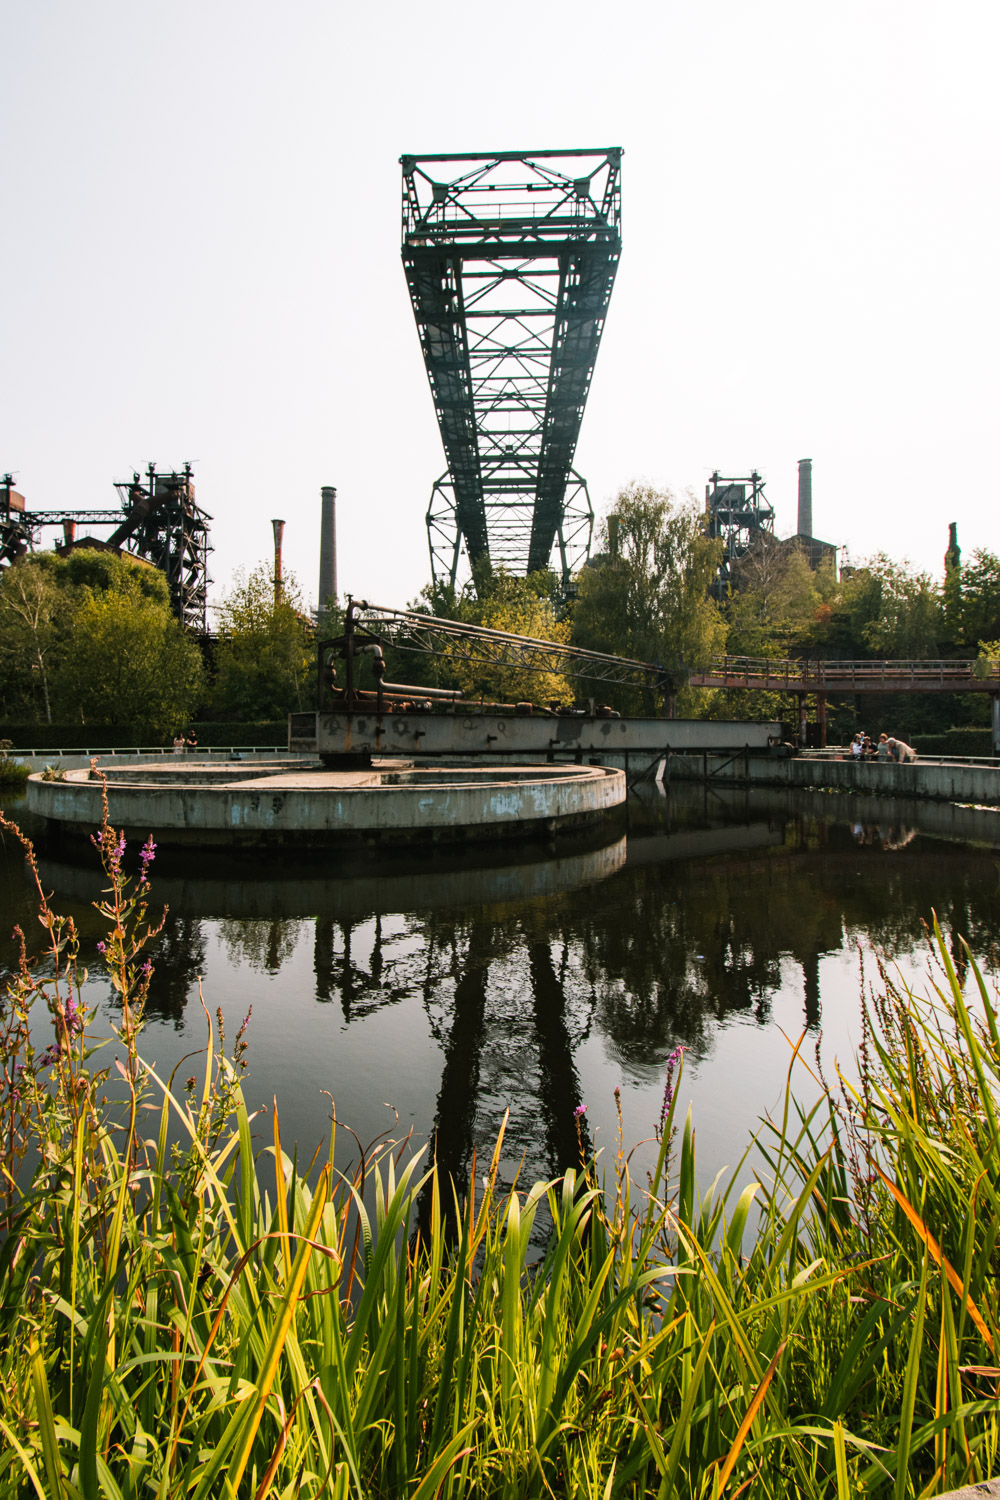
401,149,622,590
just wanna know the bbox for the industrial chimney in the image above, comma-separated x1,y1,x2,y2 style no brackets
319,486,337,610
797,459,813,539
271,518,285,605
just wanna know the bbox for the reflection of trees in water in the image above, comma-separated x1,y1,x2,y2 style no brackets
313,915,437,1021
218,917,307,974
145,916,209,1028
578,870,797,1067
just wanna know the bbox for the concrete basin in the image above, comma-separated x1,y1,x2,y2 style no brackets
25,760,626,849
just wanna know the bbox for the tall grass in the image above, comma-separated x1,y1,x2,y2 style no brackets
0,739,27,788
1,794,999,1497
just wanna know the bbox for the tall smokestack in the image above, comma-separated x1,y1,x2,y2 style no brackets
797,458,813,538
271,518,285,605
62,519,77,547
319,486,337,610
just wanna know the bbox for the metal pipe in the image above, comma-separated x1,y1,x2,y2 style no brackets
380,680,463,699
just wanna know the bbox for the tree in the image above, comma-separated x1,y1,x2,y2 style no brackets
0,548,200,732
444,567,574,705
844,556,941,658
0,559,63,722
54,576,204,737
571,484,726,715
212,564,314,720
949,549,1000,652
725,539,825,658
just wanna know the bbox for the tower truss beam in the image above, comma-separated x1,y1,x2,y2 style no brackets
401,149,622,589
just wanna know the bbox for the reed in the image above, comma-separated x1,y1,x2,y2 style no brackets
0,740,27,788
1,797,999,1497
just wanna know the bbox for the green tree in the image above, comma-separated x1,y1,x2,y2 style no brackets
571,483,725,715
846,556,941,658
950,549,1000,652
54,576,204,737
212,564,313,719
0,549,197,731
0,558,63,722
724,539,827,659
445,567,573,705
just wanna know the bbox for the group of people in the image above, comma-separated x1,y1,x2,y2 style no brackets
172,730,198,754
850,731,918,763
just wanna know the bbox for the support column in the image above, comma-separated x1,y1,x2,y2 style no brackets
797,693,807,746
816,692,827,748
993,694,1000,758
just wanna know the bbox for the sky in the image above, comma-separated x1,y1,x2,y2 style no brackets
3,1,998,616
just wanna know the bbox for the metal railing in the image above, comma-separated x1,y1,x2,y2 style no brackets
692,656,1000,691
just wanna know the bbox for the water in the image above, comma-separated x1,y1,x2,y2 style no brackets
3,782,1000,1199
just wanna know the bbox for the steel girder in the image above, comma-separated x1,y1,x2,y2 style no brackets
400,149,622,590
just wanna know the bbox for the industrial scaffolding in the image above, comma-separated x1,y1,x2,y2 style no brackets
400,149,622,591
0,464,212,633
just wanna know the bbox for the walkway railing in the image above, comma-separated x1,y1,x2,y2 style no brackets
690,656,1000,693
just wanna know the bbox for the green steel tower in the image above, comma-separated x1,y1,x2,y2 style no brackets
400,149,622,590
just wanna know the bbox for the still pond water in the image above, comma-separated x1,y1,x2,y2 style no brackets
3,782,1000,1198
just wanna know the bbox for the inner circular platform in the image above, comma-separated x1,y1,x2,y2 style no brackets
25,760,626,849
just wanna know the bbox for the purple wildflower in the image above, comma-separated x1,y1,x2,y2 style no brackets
96,941,106,956
140,960,152,977
573,1103,587,1119
658,1045,684,1137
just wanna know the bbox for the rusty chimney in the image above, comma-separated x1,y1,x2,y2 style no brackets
319,486,337,610
271,518,285,605
62,519,77,547
797,458,813,538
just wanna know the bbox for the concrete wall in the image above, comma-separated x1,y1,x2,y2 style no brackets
25,763,625,848
300,711,782,760
670,752,1000,807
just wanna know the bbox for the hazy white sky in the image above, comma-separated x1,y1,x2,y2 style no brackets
3,1,997,612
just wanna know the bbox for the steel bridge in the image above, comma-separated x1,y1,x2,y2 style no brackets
0,466,211,632
400,149,622,591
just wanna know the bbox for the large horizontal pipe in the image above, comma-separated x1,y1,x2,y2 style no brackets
331,689,462,705
380,680,463,699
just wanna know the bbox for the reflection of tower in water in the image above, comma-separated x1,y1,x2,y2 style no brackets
416,923,592,1238
310,912,593,1208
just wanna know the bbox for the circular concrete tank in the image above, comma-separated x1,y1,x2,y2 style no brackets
25,760,626,849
